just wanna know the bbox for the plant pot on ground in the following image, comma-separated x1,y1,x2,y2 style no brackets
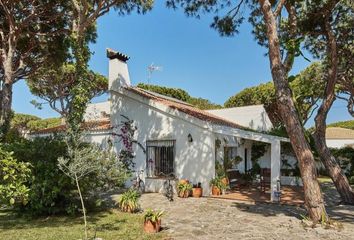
118,189,140,213
177,180,192,198
192,182,203,198
143,209,164,233
221,177,229,186
211,186,221,195
210,177,227,196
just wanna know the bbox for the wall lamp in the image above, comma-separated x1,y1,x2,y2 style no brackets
187,133,193,143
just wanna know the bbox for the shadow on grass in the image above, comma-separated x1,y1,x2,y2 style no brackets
0,208,129,232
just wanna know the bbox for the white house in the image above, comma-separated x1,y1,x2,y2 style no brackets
207,105,273,132
31,49,296,201
325,127,354,149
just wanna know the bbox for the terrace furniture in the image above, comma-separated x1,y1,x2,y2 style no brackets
260,168,271,192
226,169,244,189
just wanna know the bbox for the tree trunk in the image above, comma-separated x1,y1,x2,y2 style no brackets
313,18,354,205
75,173,88,240
259,0,327,222
347,95,354,117
314,129,354,204
0,73,13,137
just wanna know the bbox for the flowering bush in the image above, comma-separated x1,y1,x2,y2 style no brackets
111,115,144,172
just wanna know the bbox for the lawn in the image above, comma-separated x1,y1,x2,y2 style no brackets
0,208,167,240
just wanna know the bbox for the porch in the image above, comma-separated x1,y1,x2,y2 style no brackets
211,185,304,206
213,124,304,202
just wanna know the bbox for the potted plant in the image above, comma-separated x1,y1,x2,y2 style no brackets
118,189,140,213
177,179,192,198
221,177,229,187
210,177,227,195
143,209,164,233
192,182,203,198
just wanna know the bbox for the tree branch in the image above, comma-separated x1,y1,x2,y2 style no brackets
273,0,286,17
282,2,297,74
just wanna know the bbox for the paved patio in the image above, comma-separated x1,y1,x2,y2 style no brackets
137,192,354,240
211,186,304,206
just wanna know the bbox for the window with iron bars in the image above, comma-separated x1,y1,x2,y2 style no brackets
146,140,175,177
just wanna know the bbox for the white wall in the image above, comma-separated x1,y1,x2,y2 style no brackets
110,90,216,195
207,105,273,132
326,139,354,149
84,101,110,120
257,144,302,186
214,135,253,174
258,145,297,169
83,131,112,148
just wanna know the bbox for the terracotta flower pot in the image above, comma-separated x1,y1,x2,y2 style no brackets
144,220,161,233
179,179,189,185
178,190,189,198
192,187,203,198
211,186,221,196
221,177,229,186
123,206,132,213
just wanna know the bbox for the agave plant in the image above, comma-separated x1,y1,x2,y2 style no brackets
177,180,192,197
118,189,140,213
144,209,164,223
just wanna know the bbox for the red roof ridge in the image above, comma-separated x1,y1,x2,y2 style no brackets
32,118,112,134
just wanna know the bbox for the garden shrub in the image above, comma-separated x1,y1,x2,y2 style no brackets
330,147,354,179
327,120,354,130
137,83,222,110
5,136,130,215
5,137,75,215
0,145,31,206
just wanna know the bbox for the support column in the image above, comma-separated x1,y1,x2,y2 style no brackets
270,140,281,202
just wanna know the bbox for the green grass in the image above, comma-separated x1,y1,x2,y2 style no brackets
0,208,167,240
318,176,333,184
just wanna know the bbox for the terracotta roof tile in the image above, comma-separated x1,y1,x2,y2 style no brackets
326,127,354,139
32,119,112,134
128,87,246,129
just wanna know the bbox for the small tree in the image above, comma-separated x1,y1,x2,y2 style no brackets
58,142,124,239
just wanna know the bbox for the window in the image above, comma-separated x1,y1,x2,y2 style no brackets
224,146,238,169
224,147,238,161
146,140,175,177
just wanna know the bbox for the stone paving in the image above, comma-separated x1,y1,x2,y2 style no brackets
138,193,354,240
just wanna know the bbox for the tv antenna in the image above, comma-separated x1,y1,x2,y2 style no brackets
147,63,163,84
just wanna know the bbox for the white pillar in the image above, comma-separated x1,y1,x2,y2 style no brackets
270,140,281,202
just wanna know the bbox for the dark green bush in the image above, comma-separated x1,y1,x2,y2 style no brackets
330,147,354,180
137,83,222,110
0,145,31,206
327,120,354,130
5,136,129,215
5,137,75,215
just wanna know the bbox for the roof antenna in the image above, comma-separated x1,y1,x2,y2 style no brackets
147,63,162,84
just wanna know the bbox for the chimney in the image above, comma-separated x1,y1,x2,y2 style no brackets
106,48,131,91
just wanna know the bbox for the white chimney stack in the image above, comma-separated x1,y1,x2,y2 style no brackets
106,48,131,91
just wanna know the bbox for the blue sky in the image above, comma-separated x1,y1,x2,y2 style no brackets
12,1,351,126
